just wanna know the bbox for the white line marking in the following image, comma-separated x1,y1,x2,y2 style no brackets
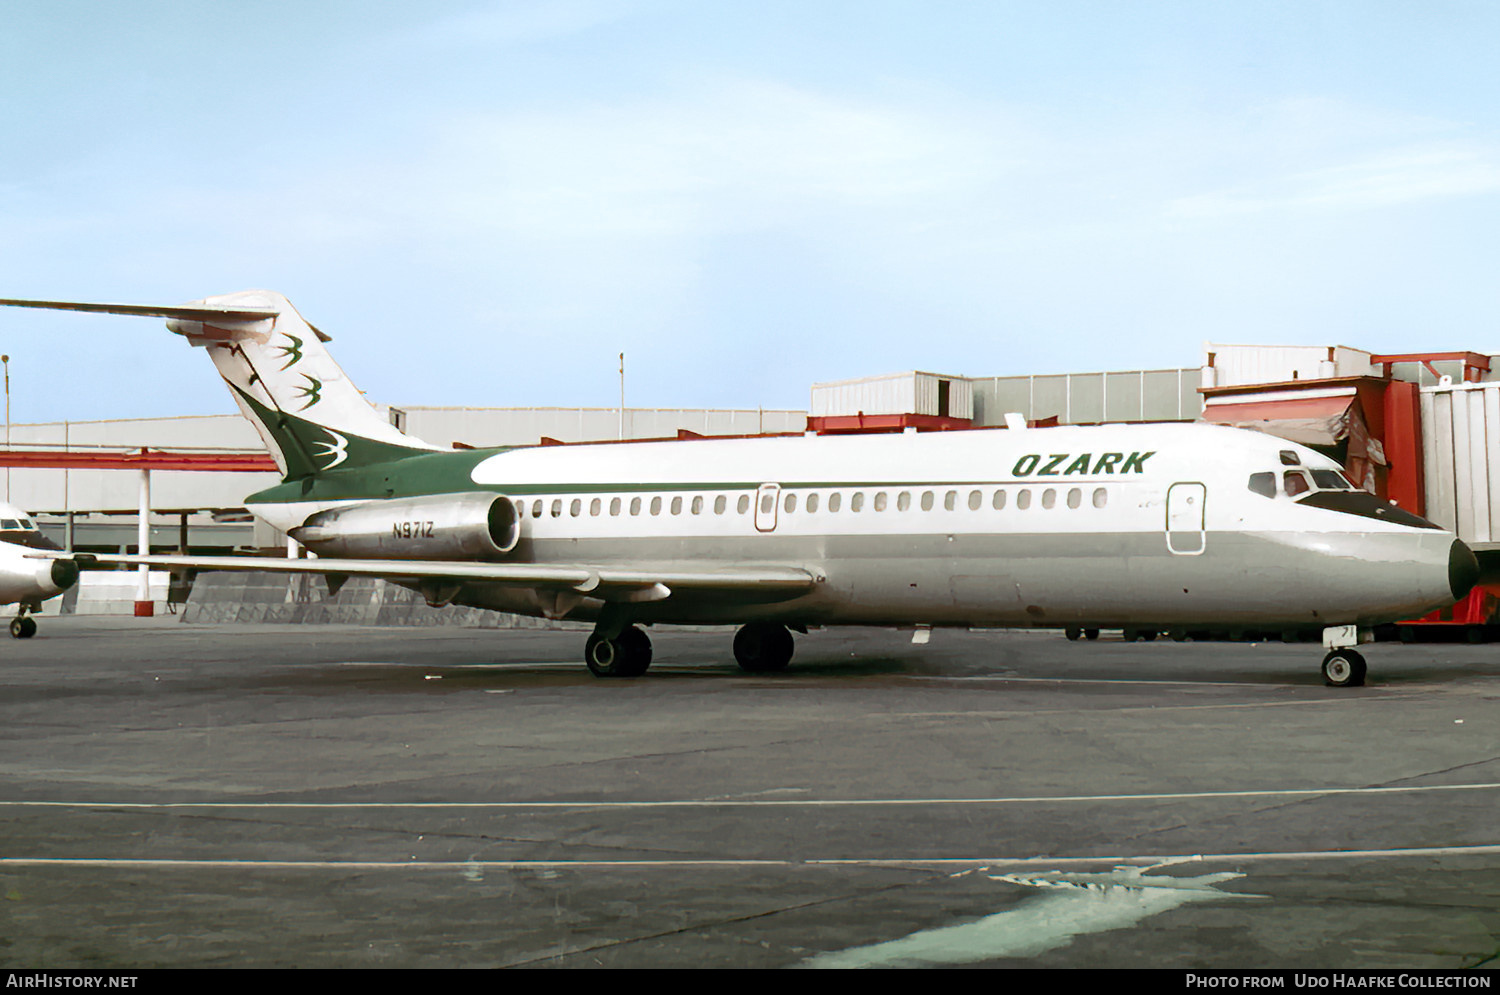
4,782,1498,809
928,675,1294,688
4,844,1500,872
805,863,1257,968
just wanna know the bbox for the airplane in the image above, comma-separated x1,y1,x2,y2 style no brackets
0,500,79,637
0,290,1480,686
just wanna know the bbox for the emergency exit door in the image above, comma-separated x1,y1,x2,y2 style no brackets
755,483,781,533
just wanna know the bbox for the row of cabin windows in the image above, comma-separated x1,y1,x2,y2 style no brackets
520,486,1110,520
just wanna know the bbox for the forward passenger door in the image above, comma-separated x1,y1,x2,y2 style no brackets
1166,482,1206,555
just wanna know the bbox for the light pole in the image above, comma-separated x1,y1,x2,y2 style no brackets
3,354,10,502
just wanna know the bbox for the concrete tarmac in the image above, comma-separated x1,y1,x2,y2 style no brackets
1,616,1498,969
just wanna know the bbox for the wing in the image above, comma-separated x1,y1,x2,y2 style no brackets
76,553,819,605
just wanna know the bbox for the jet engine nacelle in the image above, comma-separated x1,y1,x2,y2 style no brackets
289,492,520,561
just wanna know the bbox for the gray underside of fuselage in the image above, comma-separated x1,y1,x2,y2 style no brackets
417,529,1455,631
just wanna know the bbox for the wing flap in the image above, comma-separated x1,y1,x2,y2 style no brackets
78,554,818,600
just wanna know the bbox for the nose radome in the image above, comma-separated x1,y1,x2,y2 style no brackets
50,558,80,592
1450,539,1480,601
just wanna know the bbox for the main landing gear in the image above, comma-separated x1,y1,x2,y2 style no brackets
584,624,653,677
580,619,798,677
9,605,37,639
732,622,795,673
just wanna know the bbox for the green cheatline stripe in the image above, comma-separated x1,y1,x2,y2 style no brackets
380,480,1124,497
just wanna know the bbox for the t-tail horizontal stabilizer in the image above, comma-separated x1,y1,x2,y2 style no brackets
0,291,442,481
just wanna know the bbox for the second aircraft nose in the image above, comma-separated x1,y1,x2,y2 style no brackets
1450,539,1480,601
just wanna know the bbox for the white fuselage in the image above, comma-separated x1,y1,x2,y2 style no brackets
249,422,1465,630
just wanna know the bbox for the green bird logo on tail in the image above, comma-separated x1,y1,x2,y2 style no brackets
273,333,304,371
293,373,323,410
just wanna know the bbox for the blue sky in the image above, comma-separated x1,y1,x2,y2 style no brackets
3,0,1499,423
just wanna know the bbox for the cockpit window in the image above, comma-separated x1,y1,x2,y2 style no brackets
1310,470,1353,490
1247,472,1276,498
19,518,33,529
1279,450,1301,466
0,519,18,530
1283,471,1311,498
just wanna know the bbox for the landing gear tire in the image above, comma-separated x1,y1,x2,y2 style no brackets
1083,628,1099,641
734,622,794,673
584,625,653,678
1065,627,1082,641
9,616,36,639
1321,649,1367,688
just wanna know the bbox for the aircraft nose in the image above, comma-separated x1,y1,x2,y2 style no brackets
50,558,80,591
1450,539,1479,601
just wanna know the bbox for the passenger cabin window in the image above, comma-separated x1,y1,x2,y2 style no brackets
714,495,726,514
737,495,750,514
1092,488,1108,508
1248,472,1276,498
670,497,682,515
992,489,1006,510
828,492,842,513
1067,488,1082,509
806,493,820,513
897,491,911,511
851,492,865,512
1016,489,1032,510
1041,488,1056,509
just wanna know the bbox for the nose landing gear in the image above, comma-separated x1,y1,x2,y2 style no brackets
9,605,38,639
1320,649,1366,688
1320,625,1368,687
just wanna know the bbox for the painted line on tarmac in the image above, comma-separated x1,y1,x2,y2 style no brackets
929,675,1291,688
4,843,1500,872
4,781,1499,809
337,661,579,669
